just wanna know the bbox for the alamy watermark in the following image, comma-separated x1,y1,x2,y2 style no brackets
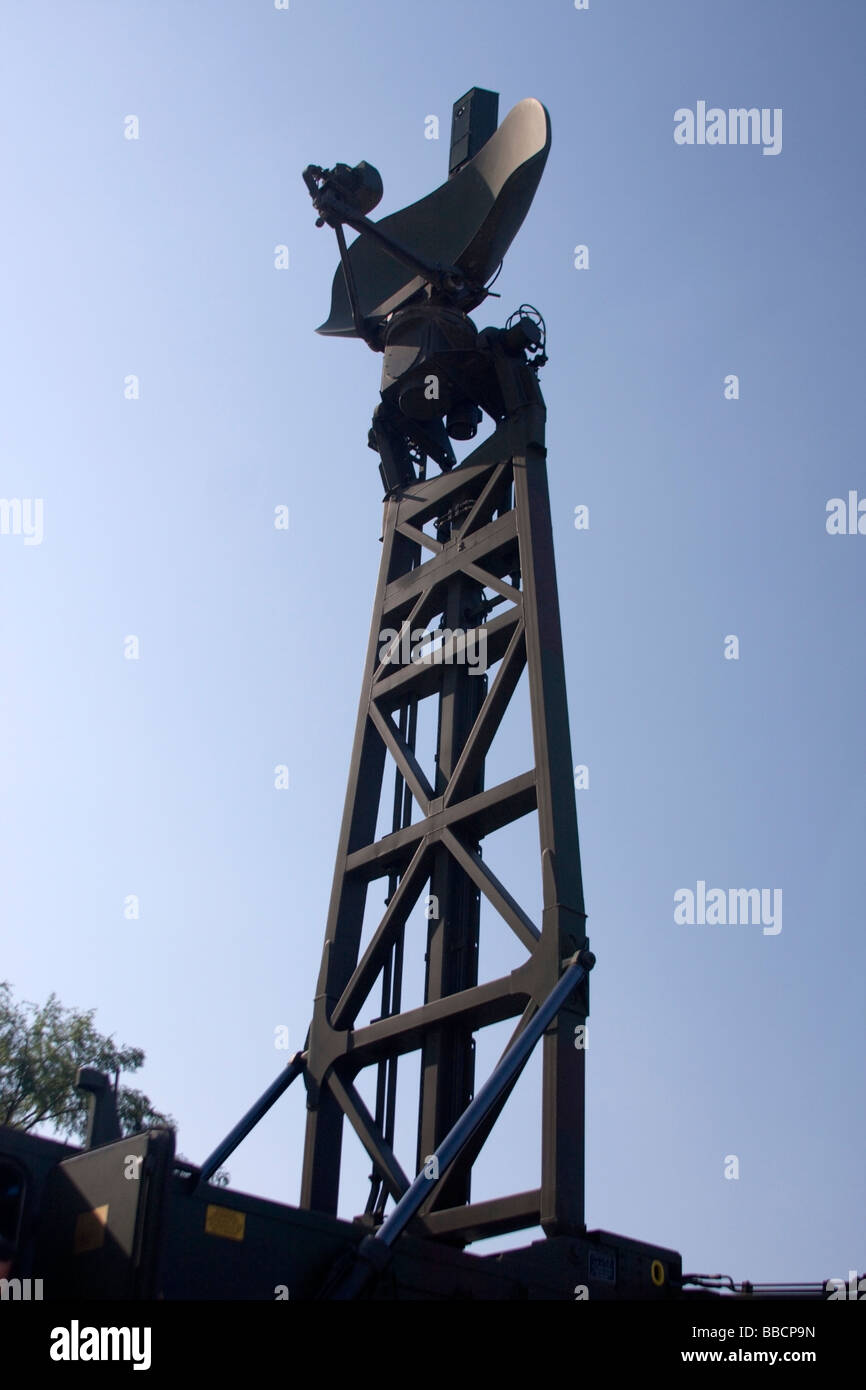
674,881,782,936
674,103,782,156
378,626,487,674
825,1271,866,1300
49,1322,151,1370
1,1277,43,1300
826,492,866,535
0,498,43,545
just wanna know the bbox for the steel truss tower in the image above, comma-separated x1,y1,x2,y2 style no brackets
300,346,591,1246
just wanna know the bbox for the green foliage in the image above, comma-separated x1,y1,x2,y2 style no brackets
0,981,172,1142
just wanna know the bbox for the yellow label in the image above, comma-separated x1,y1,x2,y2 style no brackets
74,1204,109,1254
205,1204,245,1242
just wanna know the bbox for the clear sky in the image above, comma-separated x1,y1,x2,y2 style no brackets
1,0,863,1287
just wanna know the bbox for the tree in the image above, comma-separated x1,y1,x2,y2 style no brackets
0,981,172,1142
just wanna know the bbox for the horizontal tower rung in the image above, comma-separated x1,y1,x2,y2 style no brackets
418,1189,541,1242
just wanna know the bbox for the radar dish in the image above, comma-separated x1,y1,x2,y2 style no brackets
317,97,551,337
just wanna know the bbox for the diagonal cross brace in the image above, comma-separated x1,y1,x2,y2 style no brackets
322,949,595,1298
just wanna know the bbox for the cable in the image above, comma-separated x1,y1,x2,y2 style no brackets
485,260,503,292
506,303,547,361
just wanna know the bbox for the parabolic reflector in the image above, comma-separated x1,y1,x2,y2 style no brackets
317,97,551,337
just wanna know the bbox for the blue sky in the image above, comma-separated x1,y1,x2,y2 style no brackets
1,0,863,1286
